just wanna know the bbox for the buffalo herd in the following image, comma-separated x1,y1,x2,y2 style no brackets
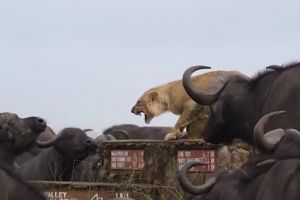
1,61,300,200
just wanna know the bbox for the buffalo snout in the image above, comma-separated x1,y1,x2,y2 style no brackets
36,117,46,126
85,138,96,146
24,117,47,132
85,137,97,155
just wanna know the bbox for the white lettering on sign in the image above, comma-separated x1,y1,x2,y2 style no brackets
116,157,126,162
139,163,144,168
110,150,144,170
44,192,78,200
178,152,184,157
111,151,128,157
132,153,137,168
184,151,191,157
115,192,129,198
111,163,116,168
178,158,185,164
177,150,217,172
116,163,125,168
90,194,104,200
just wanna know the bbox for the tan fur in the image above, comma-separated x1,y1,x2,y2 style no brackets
131,70,244,140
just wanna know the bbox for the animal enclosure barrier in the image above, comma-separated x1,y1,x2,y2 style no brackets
29,139,257,200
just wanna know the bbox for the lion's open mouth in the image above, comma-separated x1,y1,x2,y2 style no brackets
138,111,148,122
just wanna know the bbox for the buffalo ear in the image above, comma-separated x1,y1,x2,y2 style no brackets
263,129,285,147
149,92,158,101
211,100,225,123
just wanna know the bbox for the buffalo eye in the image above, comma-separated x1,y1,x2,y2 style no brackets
9,120,17,126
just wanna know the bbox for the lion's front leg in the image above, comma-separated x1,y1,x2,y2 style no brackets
164,106,203,141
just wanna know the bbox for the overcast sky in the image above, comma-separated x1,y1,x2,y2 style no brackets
1,0,299,138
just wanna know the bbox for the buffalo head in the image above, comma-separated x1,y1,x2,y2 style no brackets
182,66,252,144
95,130,129,144
0,112,47,152
178,111,300,198
253,110,300,156
38,128,97,161
178,159,277,198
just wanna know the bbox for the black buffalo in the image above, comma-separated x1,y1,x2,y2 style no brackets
182,62,300,147
102,124,188,140
0,160,46,200
72,130,129,182
178,158,296,200
178,111,300,200
17,127,97,181
0,112,48,166
15,126,56,166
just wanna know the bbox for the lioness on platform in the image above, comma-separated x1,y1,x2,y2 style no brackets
131,66,248,141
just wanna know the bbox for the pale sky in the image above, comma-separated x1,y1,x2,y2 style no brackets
1,0,300,138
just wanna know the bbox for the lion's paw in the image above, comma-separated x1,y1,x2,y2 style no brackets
164,133,177,141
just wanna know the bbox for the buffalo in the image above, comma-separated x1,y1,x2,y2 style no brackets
72,130,130,182
0,160,46,200
0,112,49,166
178,111,300,200
15,126,56,166
182,62,300,147
179,158,300,200
17,127,97,181
102,124,188,140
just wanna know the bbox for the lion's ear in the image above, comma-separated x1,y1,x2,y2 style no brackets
149,92,158,101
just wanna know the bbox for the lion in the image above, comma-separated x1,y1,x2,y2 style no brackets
131,67,248,141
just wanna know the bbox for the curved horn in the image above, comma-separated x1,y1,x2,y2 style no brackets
178,161,216,195
105,134,116,140
266,65,282,70
36,133,65,148
182,66,225,105
253,111,286,152
256,159,278,167
83,129,93,132
113,130,130,139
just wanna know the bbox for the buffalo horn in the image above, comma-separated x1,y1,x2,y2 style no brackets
113,130,130,139
266,65,282,70
182,66,226,105
36,133,65,148
256,159,278,166
83,129,93,132
253,111,286,152
105,134,116,140
178,161,216,195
